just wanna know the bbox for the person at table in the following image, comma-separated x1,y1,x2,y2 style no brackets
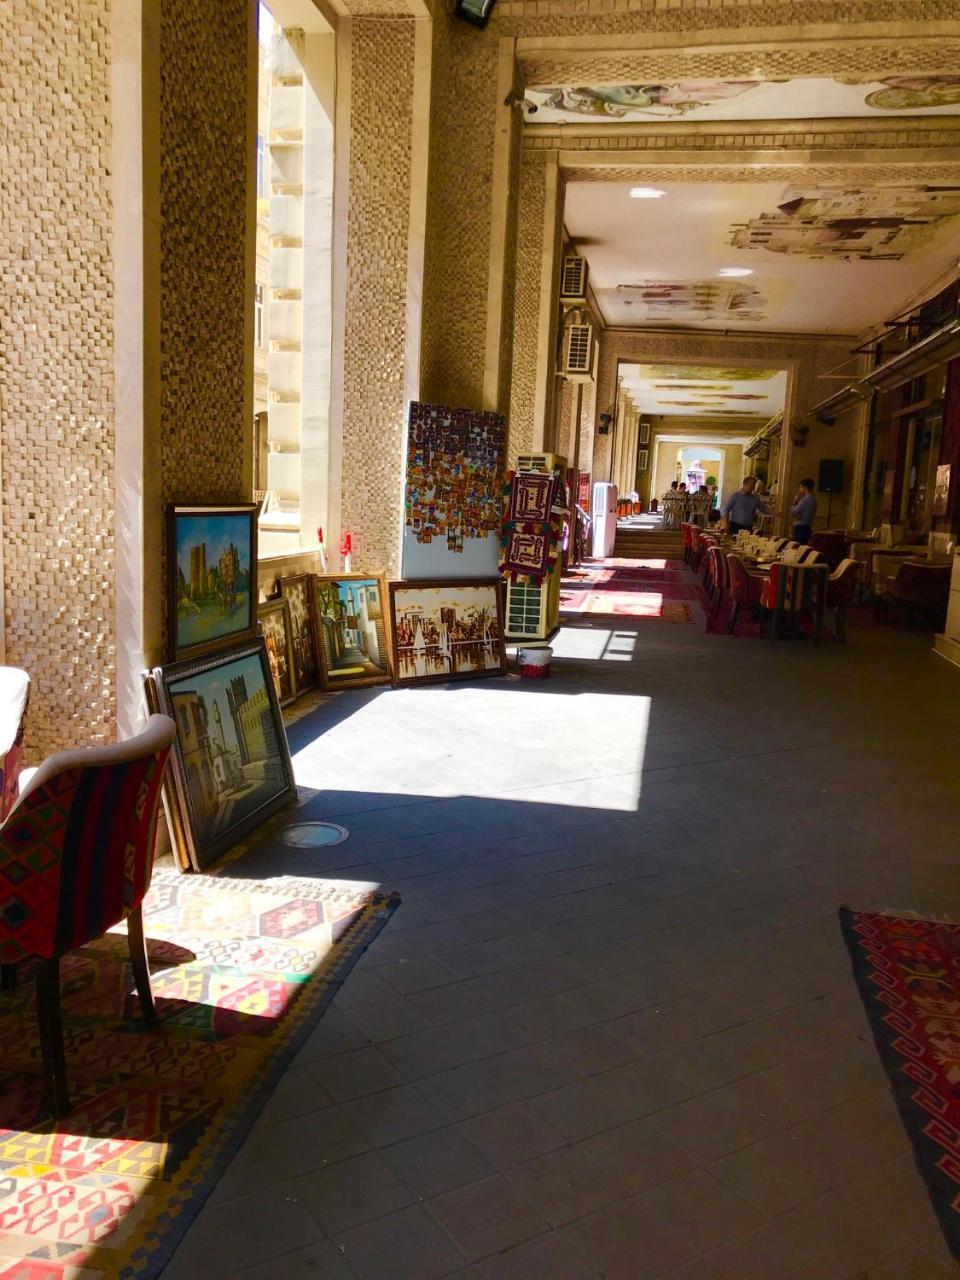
790,479,817,546
721,475,766,535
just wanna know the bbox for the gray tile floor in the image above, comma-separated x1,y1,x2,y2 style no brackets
162,564,960,1279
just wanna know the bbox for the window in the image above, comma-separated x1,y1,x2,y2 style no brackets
254,283,264,349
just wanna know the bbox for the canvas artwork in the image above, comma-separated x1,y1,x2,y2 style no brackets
279,574,321,693
167,504,258,661
524,76,960,123
389,581,506,686
728,185,960,261
151,639,296,870
311,574,391,690
258,598,297,707
934,464,952,517
403,402,507,578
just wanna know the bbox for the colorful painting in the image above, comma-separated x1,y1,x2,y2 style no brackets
402,402,506,579
258,597,297,707
152,639,296,870
617,279,773,323
728,184,960,261
167,504,258,661
279,574,321,693
389,580,506,686
524,76,960,123
311,574,391,691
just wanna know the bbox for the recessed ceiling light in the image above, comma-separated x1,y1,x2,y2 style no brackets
629,187,666,199
718,267,753,277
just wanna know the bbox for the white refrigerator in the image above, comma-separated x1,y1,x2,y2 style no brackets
591,482,618,558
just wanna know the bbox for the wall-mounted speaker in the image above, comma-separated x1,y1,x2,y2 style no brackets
818,458,844,494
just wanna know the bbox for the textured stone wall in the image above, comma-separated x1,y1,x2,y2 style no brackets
508,158,548,461
341,18,417,577
0,0,116,755
420,15,499,408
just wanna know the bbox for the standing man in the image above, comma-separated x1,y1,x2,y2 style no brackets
721,475,766,535
790,479,817,545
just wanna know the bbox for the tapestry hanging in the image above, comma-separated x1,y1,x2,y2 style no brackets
402,402,507,579
499,470,564,585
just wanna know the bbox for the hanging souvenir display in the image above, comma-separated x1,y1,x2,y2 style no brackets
498,470,565,585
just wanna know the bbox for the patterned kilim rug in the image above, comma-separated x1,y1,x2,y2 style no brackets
0,865,398,1279
559,590,695,622
841,908,960,1262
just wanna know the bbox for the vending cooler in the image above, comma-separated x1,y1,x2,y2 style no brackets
591,482,618,558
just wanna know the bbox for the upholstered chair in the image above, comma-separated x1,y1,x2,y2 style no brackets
761,561,829,644
0,714,175,1116
681,522,694,563
809,531,847,570
0,667,30,821
725,554,764,635
827,558,861,642
879,562,951,629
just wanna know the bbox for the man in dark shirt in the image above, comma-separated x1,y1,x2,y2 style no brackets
721,476,766,534
790,479,817,545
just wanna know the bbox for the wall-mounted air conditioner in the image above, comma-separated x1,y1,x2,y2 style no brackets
560,317,594,380
559,254,588,305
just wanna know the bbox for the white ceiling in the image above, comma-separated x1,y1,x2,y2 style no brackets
620,364,788,418
526,77,960,124
565,180,960,333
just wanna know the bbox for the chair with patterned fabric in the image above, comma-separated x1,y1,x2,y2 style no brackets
761,561,829,644
704,544,726,619
0,714,175,1116
681,522,694,563
826,558,860,642
690,526,704,571
0,667,30,821
725,554,764,635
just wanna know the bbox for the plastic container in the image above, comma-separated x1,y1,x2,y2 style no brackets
517,646,552,679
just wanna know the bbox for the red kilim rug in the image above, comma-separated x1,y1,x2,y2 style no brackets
0,865,398,1279
559,590,695,622
841,908,960,1261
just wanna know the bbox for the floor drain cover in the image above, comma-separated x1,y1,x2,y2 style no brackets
278,822,349,849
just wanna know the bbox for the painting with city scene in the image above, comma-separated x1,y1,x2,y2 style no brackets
278,573,321,693
167,503,258,661
258,597,298,707
311,574,392,691
389,580,506,687
151,638,296,870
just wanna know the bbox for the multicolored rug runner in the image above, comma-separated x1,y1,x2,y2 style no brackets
559,589,695,622
841,908,960,1262
0,865,398,1279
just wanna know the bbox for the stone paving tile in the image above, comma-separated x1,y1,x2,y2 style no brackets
161,569,960,1279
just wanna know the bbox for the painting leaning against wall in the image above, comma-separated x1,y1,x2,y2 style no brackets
167,504,259,662
311,574,392,691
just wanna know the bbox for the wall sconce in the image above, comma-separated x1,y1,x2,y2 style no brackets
790,424,811,448
598,410,613,436
452,0,496,26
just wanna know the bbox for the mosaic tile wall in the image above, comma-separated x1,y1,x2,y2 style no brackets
420,16,500,409
159,0,251,646
341,18,417,579
508,158,548,463
0,0,117,755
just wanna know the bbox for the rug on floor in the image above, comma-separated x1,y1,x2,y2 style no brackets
559,589,695,622
0,864,398,1280
841,907,960,1262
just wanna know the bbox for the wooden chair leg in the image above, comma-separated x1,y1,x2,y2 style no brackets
727,602,739,634
36,957,70,1118
127,904,159,1028
1,962,17,992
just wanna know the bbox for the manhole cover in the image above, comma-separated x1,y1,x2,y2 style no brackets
278,822,350,849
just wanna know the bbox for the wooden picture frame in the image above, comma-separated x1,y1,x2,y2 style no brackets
167,503,259,662
389,579,507,687
278,573,321,694
150,637,297,871
258,597,298,707
310,573,392,691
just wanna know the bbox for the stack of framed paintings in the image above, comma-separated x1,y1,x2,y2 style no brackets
272,572,393,696
146,504,297,872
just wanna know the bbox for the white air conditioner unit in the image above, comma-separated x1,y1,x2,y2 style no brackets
516,453,566,480
559,254,588,305
560,318,594,380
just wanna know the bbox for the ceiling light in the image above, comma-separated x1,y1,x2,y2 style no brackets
629,187,666,199
718,267,753,277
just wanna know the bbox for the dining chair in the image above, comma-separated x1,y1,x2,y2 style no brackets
761,562,829,645
0,714,175,1116
878,562,951,629
0,666,30,821
827,558,860,641
725,554,764,635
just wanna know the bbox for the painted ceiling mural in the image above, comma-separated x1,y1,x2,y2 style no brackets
728,184,960,261
615,280,774,323
619,366,788,418
525,76,960,124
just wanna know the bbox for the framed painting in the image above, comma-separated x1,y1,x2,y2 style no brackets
389,579,506,687
258,597,298,707
638,449,649,472
150,638,296,871
639,421,650,445
167,503,259,661
311,574,392,691
279,573,321,693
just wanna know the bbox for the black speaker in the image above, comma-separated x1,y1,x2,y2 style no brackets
818,459,844,494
